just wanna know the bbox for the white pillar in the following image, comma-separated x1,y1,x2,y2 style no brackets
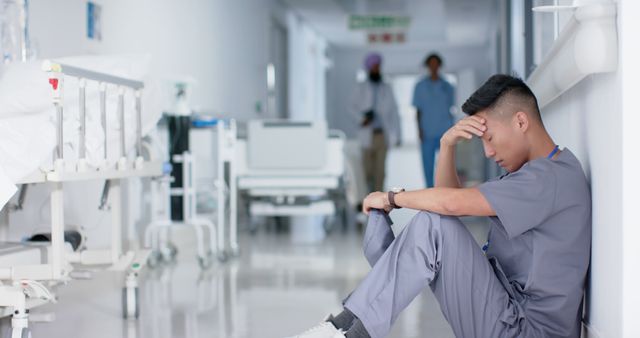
621,0,640,336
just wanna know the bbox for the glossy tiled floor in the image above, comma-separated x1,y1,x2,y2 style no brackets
19,222,490,338
10,145,489,338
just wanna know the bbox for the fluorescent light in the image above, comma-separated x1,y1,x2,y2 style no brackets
267,63,276,90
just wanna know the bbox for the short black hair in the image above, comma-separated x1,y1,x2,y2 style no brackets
424,53,442,66
461,74,541,121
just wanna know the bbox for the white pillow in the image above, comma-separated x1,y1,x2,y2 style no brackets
0,54,153,119
0,61,51,118
56,54,151,80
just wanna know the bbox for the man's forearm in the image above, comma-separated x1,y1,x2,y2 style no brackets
435,143,461,188
393,187,494,217
394,188,450,214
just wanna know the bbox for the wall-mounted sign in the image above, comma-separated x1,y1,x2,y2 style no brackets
348,15,411,30
368,32,406,44
87,2,102,41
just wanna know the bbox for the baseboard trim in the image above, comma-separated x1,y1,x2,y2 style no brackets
582,321,602,338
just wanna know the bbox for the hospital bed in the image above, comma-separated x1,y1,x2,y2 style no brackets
236,120,346,230
0,56,164,337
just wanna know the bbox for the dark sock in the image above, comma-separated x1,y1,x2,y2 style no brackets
345,319,371,338
329,308,357,331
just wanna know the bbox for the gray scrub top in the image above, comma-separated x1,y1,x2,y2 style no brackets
479,149,591,338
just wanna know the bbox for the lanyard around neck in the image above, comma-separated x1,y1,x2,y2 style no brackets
547,145,560,159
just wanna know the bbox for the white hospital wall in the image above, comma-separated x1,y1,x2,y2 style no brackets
543,73,621,338
29,0,274,120
620,0,640,336
539,0,640,336
287,12,329,120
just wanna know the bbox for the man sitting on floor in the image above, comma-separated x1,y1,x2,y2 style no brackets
287,74,591,338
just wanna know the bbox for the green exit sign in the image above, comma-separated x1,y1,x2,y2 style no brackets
349,15,411,30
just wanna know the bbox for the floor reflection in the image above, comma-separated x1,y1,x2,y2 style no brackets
22,219,475,338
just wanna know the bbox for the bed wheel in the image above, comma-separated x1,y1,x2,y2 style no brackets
160,243,178,263
147,250,162,269
122,273,140,319
198,253,213,269
217,250,229,263
229,246,240,257
11,327,31,338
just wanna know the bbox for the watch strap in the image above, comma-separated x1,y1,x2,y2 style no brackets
388,190,402,209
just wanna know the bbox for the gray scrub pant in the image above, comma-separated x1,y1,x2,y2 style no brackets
344,210,525,338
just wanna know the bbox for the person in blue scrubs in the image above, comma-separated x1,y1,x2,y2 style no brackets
412,53,455,187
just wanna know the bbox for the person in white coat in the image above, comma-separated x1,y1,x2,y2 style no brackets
351,53,402,193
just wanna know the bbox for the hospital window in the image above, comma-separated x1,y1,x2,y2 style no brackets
530,0,574,72
267,63,277,117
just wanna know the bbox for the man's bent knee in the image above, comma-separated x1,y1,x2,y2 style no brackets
402,211,466,241
407,211,442,231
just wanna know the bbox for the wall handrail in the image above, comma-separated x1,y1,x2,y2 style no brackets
527,3,617,109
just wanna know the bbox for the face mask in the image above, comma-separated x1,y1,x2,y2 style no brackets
368,72,382,83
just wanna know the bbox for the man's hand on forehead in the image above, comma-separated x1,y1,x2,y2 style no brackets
441,115,487,147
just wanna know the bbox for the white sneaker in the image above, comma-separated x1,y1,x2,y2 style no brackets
285,321,346,338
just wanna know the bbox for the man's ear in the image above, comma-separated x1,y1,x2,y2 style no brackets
513,111,529,133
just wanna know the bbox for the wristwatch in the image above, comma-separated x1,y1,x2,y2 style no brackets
388,187,405,209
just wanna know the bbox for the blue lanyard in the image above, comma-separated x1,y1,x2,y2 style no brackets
547,145,559,159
